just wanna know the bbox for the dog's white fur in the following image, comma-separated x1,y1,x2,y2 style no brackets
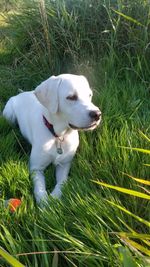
3,74,101,204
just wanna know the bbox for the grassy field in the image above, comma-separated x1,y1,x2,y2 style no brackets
0,1,150,266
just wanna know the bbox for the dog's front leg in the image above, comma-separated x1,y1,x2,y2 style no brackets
51,162,71,198
31,170,48,205
30,146,52,205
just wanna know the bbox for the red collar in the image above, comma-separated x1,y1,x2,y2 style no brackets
43,115,59,138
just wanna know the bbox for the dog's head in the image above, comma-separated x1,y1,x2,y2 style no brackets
35,74,101,130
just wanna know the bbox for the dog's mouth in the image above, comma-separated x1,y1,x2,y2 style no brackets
69,122,99,130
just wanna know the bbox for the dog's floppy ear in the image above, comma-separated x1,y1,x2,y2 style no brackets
34,76,61,113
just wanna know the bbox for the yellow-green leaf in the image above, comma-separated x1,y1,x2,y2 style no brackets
116,222,150,247
139,131,150,142
106,200,150,227
92,180,150,200
112,9,144,27
117,232,150,241
0,246,25,267
123,173,150,186
120,146,150,154
120,238,150,256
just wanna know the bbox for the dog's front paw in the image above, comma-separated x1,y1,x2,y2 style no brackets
35,191,48,207
50,186,62,199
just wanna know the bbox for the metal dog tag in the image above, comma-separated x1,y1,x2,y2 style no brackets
56,137,64,154
57,147,63,154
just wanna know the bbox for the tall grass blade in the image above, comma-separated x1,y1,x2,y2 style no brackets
122,173,150,186
111,9,144,27
120,147,150,154
0,246,25,267
106,200,150,227
92,180,150,199
117,232,150,248
120,238,150,257
117,232,150,241
116,223,150,247
144,164,150,167
139,131,150,142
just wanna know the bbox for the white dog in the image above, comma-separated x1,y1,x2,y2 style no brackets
3,74,101,204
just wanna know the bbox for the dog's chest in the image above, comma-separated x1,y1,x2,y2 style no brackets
44,131,79,165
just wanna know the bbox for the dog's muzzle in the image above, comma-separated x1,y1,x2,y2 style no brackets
69,109,101,130
89,110,101,122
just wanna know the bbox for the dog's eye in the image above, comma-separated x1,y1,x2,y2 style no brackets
89,93,92,98
66,94,78,101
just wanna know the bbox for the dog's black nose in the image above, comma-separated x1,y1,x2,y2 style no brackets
89,110,101,121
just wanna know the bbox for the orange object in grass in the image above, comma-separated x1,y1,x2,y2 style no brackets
8,198,22,212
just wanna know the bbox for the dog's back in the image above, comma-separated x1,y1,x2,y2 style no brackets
3,91,52,147
3,97,17,124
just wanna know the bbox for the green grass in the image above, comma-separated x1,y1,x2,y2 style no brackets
0,76,149,266
0,1,150,266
